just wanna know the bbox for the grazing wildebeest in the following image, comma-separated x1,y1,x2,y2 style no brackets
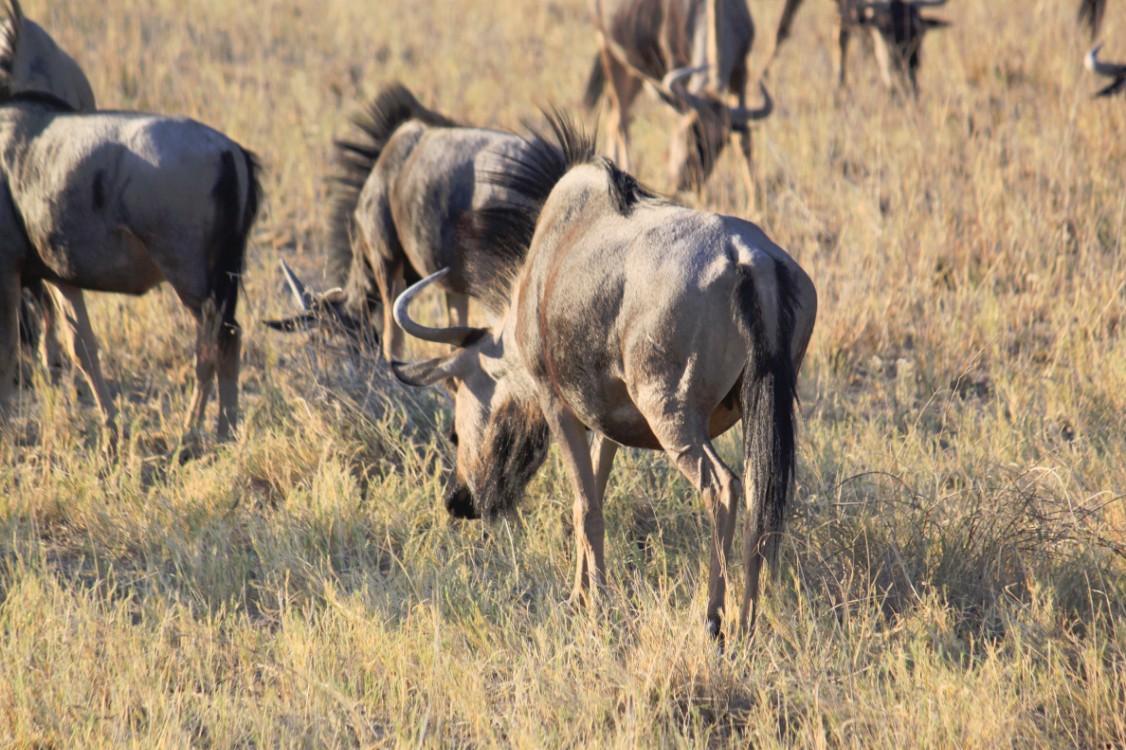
266,83,561,359
1,0,97,373
583,0,773,197
1086,43,1126,96
1079,0,1108,40
771,0,950,94
392,115,817,640
0,88,261,439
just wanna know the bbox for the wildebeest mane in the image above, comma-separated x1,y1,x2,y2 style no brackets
327,83,457,285
456,109,596,312
0,0,22,97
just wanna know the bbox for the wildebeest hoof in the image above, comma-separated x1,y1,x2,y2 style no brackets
707,617,725,653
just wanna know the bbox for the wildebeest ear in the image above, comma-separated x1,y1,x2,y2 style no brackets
390,352,471,387
921,17,951,29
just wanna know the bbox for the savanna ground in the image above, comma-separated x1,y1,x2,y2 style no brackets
2,0,1125,746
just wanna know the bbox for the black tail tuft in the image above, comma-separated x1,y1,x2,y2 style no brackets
582,53,605,111
209,149,260,353
734,264,799,570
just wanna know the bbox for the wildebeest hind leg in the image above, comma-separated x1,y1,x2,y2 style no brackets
542,403,607,608
35,284,67,378
215,322,240,441
641,398,741,640
52,283,117,432
0,271,19,421
185,302,220,437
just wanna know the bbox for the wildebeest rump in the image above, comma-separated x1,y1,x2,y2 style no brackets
392,115,817,640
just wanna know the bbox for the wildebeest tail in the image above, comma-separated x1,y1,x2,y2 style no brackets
209,148,261,352
735,263,798,574
327,83,456,285
583,53,605,110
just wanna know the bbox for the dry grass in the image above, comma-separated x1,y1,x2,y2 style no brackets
2,0,1125,746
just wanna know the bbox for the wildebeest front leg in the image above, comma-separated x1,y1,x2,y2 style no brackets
445,290,469,329
0,271,19,420
52,282,117,432
601,48,642,172
836,24,852,87
592,433,618,500
373,259,406,360
730,92,756,213
543,404,607,608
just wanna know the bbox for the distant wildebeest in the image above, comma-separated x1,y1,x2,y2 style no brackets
772,0,950,94
0,76,260,439
1,0,98,374
266,83,564,360
1079,0,1107,39
392,115,817,640
583,0,773,198
1086,43,1126,95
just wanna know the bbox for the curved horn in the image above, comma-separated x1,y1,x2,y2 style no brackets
393,268,486,347
910,0,948,6
280,259,315,311
1086,44,1126,77
658,65,709,111
729,82,774,125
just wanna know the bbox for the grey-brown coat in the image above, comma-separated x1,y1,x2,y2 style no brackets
0,93,260,439
392,117,817,640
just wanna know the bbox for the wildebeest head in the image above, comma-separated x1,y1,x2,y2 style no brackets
857,0,950,93
1085,43,1126,97
658,68,773,191
0,0,95,109
389,269,550,520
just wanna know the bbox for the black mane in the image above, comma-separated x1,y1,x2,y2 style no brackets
456,109,597,312
327,83,457,285
457,110,660,312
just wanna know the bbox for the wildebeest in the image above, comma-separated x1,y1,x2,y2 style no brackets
1,0,97,373
391,115,817,640
1086,43,1126,96
771,0,950,94
0,80,260,440
583,0,773,197
266,83,561,359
